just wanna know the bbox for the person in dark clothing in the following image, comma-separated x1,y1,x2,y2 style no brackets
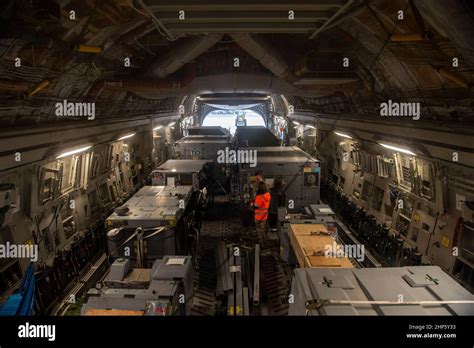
268,177,286,228
284,132,290,146
199,163,215,207
254,170,264,184
253,170,264,200
163,139,171,161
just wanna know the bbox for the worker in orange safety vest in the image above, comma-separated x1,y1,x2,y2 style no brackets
253,181,271,241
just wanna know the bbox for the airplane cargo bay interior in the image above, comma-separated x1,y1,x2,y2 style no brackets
0,0,473,322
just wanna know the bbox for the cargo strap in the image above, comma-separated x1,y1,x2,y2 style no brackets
309,230,331,236
305,249,326,257
109,225,172,255
305,299,474,310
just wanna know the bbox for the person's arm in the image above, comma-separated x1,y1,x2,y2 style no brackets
253,196,262,209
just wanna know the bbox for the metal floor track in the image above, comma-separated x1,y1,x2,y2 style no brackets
258,237,290,315
191,196,290,315
190,197,232,315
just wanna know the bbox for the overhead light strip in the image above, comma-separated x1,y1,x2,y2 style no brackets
118,133,136,140
56,145,92,159
379,143,416,156
334,131,353,139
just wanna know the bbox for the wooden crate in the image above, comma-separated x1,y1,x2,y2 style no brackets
84,309,145,316
289,224,353,268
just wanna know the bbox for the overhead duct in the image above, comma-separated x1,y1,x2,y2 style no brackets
89,71,357,99
87,64,196,98
229,34,359,90
144,73,340,98
230,34,292,80
88,73,299,99
146,34,223,78
88,34,221,97
115,21,156,45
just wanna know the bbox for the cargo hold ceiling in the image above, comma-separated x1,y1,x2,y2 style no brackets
0,0,472,128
